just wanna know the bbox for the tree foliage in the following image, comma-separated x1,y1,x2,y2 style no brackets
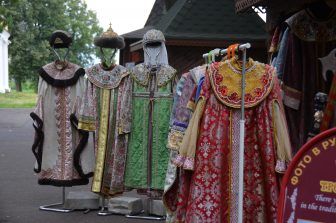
1,0,103,91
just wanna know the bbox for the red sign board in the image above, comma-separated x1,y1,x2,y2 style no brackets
278,127,336,222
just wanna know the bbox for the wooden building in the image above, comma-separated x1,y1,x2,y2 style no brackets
120,0,268,75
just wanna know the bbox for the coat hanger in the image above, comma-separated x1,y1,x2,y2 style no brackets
204,49,220,64
204,50,211,64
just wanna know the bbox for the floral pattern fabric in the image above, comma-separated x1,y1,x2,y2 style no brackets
30,62,93,186
78,64,132,196
172,61,291,222
124,63,176,191
163,66,206,221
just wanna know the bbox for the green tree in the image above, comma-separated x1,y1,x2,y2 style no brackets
0,0,19,31
2,0,103,91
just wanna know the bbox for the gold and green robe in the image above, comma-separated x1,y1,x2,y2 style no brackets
78,64,132,196
124,63,176,191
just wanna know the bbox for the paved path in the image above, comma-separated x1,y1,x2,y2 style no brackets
0,108,163,223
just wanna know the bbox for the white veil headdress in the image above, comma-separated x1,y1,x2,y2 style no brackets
143,29,168,66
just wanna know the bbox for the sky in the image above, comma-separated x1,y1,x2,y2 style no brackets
85,0,156,35
85,0,156,63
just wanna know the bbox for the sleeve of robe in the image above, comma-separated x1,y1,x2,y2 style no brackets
167,73,198,151
30,77,47,173
173,97,206,170
172,70,210,170
70,75,92,178
78,76,96,131
273,94,293,174
118,74,133,134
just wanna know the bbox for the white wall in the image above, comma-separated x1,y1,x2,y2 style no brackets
0,30,11,93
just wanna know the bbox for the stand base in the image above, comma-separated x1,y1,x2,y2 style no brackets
39,203,74,213
97,207,127,216
97,210,115,216
126,212,165,221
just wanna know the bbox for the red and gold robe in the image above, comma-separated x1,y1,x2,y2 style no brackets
170,58,292,222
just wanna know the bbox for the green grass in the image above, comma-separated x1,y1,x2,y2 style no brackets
0,91,37,108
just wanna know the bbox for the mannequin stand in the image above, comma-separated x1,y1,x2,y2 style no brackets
39,186,74,213
125,197,164,220
97,195,114,216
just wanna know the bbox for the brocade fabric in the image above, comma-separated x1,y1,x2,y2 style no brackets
31,62,94,186
124,63,176,191
78,64,132,196
163,66,205,222
171,60,291,222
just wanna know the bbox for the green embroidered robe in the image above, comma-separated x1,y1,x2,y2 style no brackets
125,63,176,191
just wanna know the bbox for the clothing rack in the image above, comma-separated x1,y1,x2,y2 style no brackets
203,43,251,223
202,43,251,59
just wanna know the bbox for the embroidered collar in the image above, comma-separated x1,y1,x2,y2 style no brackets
86,64,128,89
286,9,336,42
209,58,274,108
39,62,84,87
132,63,176,87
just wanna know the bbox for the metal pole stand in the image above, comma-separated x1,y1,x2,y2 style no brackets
39,186,74,213
125,197,165,221
97,195,114,216
238,44,250,223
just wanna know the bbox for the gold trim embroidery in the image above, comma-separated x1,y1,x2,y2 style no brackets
166,129,185,150
92,88,111,193
210,59,274,108
78,121,96,131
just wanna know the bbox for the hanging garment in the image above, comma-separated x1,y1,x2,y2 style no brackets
163,66,205,222
320,73,336,131
78,64,132,196
124,64,176,191
275,9,336,151
172,58,292,222
30,61,94,186
124,29,176,192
